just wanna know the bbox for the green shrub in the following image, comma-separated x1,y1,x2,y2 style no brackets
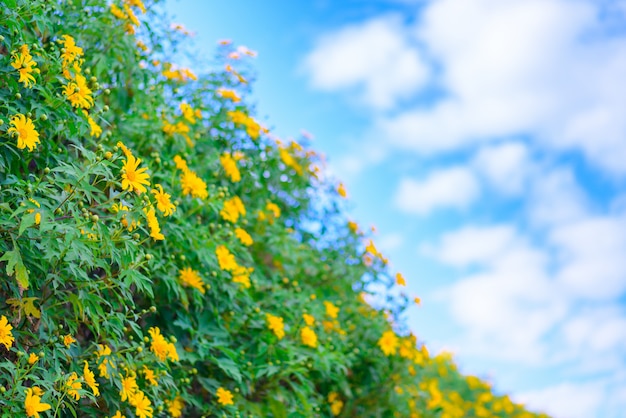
0,1,549,417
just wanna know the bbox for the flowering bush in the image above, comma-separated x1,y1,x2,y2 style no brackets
0,1,549,417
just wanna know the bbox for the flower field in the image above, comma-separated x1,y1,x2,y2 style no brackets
0,1,550,417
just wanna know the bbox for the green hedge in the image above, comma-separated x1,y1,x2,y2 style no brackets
0,1,549,417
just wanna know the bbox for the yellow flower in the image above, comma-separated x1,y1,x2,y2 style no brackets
234,228,253,246
378,330,399,356
300,326,318,348
302,314,315,326
151,184,176,216
399,337,416,360
28,352,39,365
24,387,51,418
111,202,139,231
119,374,138,402
8,114,40,152
215,245,237,271
63,73,94,109
180,102,200,124
60,35,83,66
26,199,42,225
142,365,158,386
365,239,380,258
265,202,281,218
232,266,253,289
144,207,164,241
128,0,147,14
217,88,241,102
96,344,114,378
83,361,99,396
328,392,344,416
180,169,208,199
219,153,241,182
148,327,178,362
121,154,151,195
348,221,359,234
11,44,37,87
227,110,261,139
279,146,302,175
63,334,76,348
225,64,247,83
179,267,205,294
66,372,82,401
220,196,246,223
414,296,421,306
337,182,347,198
117,141,133,158
216,387,234,406
324,301,339,319
167,396,184,417
129,390,153,418
396,273,406,286
123,4,140,27
110,4,127,20
0,315,14,350
266,313,285,340
87,114,102,137
173,155,188,171
111,411,126,418
162,64,197,82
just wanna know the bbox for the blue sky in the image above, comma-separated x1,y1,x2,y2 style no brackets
163,1,626,416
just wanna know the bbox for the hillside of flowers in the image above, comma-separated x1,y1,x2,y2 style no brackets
0,1,549,417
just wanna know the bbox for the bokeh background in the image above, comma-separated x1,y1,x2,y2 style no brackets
164,1,626,416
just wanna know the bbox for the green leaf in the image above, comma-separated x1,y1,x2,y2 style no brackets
18,212,36,236
0,242,29,289
216,357,242,384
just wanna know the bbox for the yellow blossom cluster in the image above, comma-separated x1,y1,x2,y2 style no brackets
174,155,209,199
220,196,246,223
266,313,285,339
277,140,306,175
217,88,241,102
219,152,242,182
215,245,254,288
11,44,37,87
227,110,264,139
162,62,197,81
0,2,551,417
110,0,146,34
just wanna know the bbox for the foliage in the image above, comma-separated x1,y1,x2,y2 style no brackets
0,1,550,417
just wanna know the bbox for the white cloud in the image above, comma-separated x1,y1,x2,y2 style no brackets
472,141,530,195
301,1,626,415
517,381,605,418
428,225,565,363
306,0,626,174
377,232,405,253
424,224,517,267
301,15,429,110
394,166,479,215
549,215,626,300
527,168,589,227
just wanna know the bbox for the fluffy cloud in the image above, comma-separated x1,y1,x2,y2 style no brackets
423,224,516,267
425,206,626,413
517,382,605,418
304,0,626,174
383,0,626,174
549,215,626,300
472,141,530,195
394,166,479,215
301,15,429,110
302,1,626,415
527,168,589,227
